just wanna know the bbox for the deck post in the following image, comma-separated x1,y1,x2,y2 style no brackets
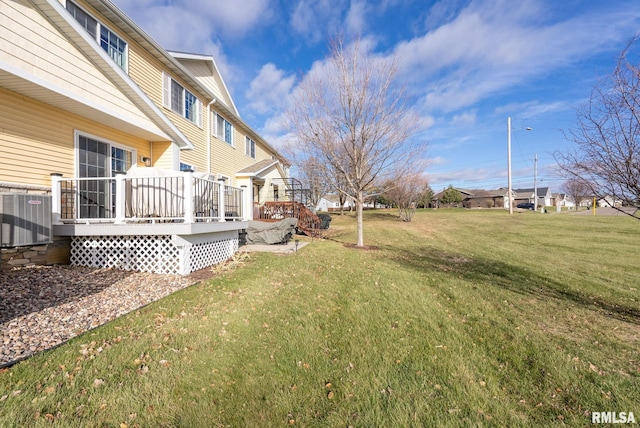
184,170,194,224
218,178,226,222
114,172,126,224
241,185,249,221
50,173,63,225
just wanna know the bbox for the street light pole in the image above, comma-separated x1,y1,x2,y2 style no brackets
533,153,538,212
508,117,513,214
507,117,532,214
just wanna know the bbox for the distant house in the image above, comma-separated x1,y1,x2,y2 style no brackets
316,194,355,212
462,189,510,209
552,193,575,208
432,188,473,208
432,187,511,209
514,187,552,207
597,195,623,208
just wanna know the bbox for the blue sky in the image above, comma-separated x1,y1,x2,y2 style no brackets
112,0,640,193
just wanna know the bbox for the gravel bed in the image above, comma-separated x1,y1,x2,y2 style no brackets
0,265,205,367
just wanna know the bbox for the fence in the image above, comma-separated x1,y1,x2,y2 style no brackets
51,172,244,224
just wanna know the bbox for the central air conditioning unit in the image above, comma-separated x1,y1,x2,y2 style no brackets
0,193,52,247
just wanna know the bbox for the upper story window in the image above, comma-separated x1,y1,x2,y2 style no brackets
245,136,256,158
213,112,233,146
163,73,202,126
65,1,128,72
100,26,127,70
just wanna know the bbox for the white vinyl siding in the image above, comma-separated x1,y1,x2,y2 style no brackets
1,0,163,135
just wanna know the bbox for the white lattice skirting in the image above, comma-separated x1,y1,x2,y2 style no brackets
70,233,238,275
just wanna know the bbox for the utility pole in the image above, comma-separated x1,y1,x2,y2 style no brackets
507,117,532,214
507,117,513,214
533,153,538,212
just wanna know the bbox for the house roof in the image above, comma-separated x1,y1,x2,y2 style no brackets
168,51,290,166
236,159,280,176
27,0,196,149
168,51,239,116
514,187,550,197
82,0,288,164
433,187,476,199
466,189,508,198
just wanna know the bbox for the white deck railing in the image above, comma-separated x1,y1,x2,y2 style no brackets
50,172,246,225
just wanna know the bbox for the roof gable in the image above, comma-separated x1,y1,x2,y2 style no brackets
514,187,550,197
236,159,280,177
21,0,194,149
77,0,287,162
169,51,238,116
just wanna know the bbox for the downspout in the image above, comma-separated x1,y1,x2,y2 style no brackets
206,98,217,173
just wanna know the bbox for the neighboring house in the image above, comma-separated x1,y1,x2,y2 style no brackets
552,193,575,208
514,187,552,207
316,194,355,212
0,0,290,274
597,195,623,208
433,187,510,209
462,189,509,209
432,187,474,208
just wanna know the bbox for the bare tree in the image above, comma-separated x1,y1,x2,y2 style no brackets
286,36,425,246
385,174,428,221
562,178,591,210
297,156,329,211
333,171,351,216
555,39,640,218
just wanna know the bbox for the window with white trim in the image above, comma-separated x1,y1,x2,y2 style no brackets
180,162,195,172
245,136,256,158
162,73,202,125
65,0,128,72
212,112,233,146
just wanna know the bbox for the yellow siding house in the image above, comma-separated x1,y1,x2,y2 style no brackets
0,0,292,274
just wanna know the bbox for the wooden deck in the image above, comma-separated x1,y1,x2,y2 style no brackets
257,201,321,237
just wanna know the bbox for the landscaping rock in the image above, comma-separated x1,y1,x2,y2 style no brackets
0,265,203,367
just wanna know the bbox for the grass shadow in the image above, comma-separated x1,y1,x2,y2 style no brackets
384,245,640,325
363,211,401,221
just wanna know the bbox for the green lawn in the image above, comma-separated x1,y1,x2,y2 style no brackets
1,209,638,427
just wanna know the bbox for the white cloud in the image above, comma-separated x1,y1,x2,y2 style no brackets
429,156,448,166
290,0,349,43
259,114,295,153
115,0,271,40
495,101,569,118
246,63,296,115
452,111,477,126
391,0,640,113
345,1,369,35
185,0,272,38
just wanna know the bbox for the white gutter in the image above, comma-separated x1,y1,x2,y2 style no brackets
206,99,217,173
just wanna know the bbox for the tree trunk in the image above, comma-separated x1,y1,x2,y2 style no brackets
356,191,364,247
